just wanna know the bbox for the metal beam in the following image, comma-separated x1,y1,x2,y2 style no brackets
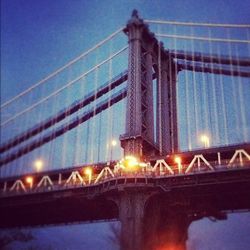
0,89,127,167
179,61,250,77
0,71,128,154
170,50,250,67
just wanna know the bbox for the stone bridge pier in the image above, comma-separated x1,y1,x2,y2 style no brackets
113,190,192,250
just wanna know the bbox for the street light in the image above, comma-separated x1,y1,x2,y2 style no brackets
175,156,182,174
120,156,140,172
26,176,33,189
34,159,43,172
109,139,118,160
84,167,92,184
200,134,210,148
125,156,138,168
111,139,117,146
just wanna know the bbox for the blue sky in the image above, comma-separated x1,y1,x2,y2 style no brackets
1,0,250,160
1,0,250,101
1,0,250,249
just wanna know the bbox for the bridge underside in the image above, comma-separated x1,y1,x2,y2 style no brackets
0,191,119,228
143,188,250,250
1,168,250,250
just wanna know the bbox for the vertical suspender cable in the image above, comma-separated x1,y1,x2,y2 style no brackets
74,76,86,166
157,24,162,154
172,26,179,152
235,40,248,142
47,85,55,170
85,117,90,163
216,43,229,145
246,27,250,142
49,77,61,171
61,89,69,168
227,28,240,143
247,29,250,56
97,112,102,163
61,69,72,168
35,75,48,172
208,28,219,145
199,41,209,139
184,39,192,150
90,49,100,164
190,26,199,148
2,109,13,176
106,39,114,162
1,28,124,110
19,88,33,176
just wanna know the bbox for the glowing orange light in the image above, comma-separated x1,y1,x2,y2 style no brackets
156,243,183,250
34,159,43,171
84,167,92,184
174,156,182,174
26,176,33,184
84,167,92,176
174,156,181,164
119,156,141,172
125,156,138,167
200,134,210,148
107,139,118,148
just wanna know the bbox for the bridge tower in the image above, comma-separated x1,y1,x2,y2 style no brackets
118,10,183,250
120,10,178,158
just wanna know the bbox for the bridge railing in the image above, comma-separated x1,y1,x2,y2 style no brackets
1,148,250,197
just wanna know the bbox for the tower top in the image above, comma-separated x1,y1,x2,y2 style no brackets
131,9,139,18
125,9,144,29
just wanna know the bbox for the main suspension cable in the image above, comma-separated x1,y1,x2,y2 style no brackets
1,27,124,109
145,19,250,28
156,34,250,44
1,46,128,127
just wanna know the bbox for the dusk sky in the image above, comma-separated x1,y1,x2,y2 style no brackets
1,0,250,249
2,0,250,102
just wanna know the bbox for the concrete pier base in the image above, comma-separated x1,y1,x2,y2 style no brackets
118,192,149,250
117,192,190,250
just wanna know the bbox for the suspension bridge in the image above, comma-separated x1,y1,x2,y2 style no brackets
0,10,250,250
